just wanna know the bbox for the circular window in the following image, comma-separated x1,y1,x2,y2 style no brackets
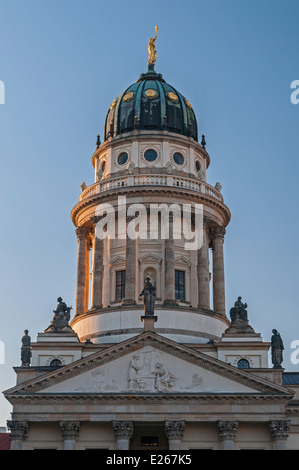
237,359,250,369
123,91,134,102
110,99,117,110
168,92,178,102
185,98,192,109
117,152,129,165
144,149,158,162
145,89,157,98
173,152,184,166
50,359,62,367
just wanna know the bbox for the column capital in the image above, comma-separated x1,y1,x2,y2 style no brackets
90,215,102,226
59,421,80,440
75,225,92,240
269,420,290,441
165,420,185,440
7,420,28,441
210,225,226,240
217,421,238,441
112,421,134,440
203,215,211,228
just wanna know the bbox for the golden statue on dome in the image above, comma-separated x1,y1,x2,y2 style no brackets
148,25,158,66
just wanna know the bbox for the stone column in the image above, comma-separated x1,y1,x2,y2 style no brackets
163,214,176,306
269,420,290,450
7,421,28,450
60,421,80,450
75,226,92,316
210,226,226,315
123,216,137,305
197,216,210,309
165,421,185,450
90,217,104,309
112,421,133,450
217,421,238,450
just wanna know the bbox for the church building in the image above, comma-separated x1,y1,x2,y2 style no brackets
4,30,299,451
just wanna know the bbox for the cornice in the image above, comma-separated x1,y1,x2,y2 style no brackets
5,392,294,406
71,186,231,227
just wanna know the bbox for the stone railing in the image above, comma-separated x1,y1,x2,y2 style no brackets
79,174,223,202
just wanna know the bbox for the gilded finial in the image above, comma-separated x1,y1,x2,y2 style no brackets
148,25,158,68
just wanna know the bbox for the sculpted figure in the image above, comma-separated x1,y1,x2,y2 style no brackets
45,297,73,332
128,354,142,390
230,296,248,322
21,330,31,366
148,26,158,66
271,329,284,368
140,277,156,316
153,362,177,392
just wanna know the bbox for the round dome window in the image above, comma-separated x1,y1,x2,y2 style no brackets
173,152,184,166
237,359,250,369
144,149,158,162
117,152,129,165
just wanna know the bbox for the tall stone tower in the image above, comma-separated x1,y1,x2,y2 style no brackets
5,31,297,452
70,36,231,345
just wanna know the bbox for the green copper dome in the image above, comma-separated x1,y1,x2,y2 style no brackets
104,67,198,142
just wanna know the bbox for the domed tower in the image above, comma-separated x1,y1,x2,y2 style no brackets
70,30,231,344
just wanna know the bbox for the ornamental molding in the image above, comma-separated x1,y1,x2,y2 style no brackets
138,253,162,265
210,225,226,240
4,332,293,397
46,355,66,366
232,356,254,368
7,420,28,440
269,420,291,441
112,420,133,440
6,394,293,407
174,255,191,268
98,154,108,176
71,187,231,228
59,421,80,439
170,147,187,170
217,420,239,440
165,420,185,439
75,226,93,240
140,144,161,166
114,147,131,169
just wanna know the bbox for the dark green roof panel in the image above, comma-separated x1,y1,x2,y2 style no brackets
104,69,198,141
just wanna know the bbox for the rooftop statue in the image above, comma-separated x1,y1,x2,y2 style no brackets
271,329,284,369
44,297,73,333
230,296,248,322
21,330,31,366
148,25,158,67
140,277,156,316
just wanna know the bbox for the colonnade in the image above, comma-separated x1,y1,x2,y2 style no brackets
74,215,226,316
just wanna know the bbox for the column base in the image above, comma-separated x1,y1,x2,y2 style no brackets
141,316,157,332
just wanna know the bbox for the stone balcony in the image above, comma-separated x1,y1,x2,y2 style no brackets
79,174,223,203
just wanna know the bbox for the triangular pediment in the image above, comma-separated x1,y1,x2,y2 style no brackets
138,253,162,264
4,332,292,397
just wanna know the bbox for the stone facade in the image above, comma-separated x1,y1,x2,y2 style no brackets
4,49,299,451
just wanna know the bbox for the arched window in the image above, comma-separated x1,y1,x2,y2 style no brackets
50,359,62,367
237,358,250,369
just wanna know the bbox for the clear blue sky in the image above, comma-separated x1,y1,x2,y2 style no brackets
0,0,299,426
